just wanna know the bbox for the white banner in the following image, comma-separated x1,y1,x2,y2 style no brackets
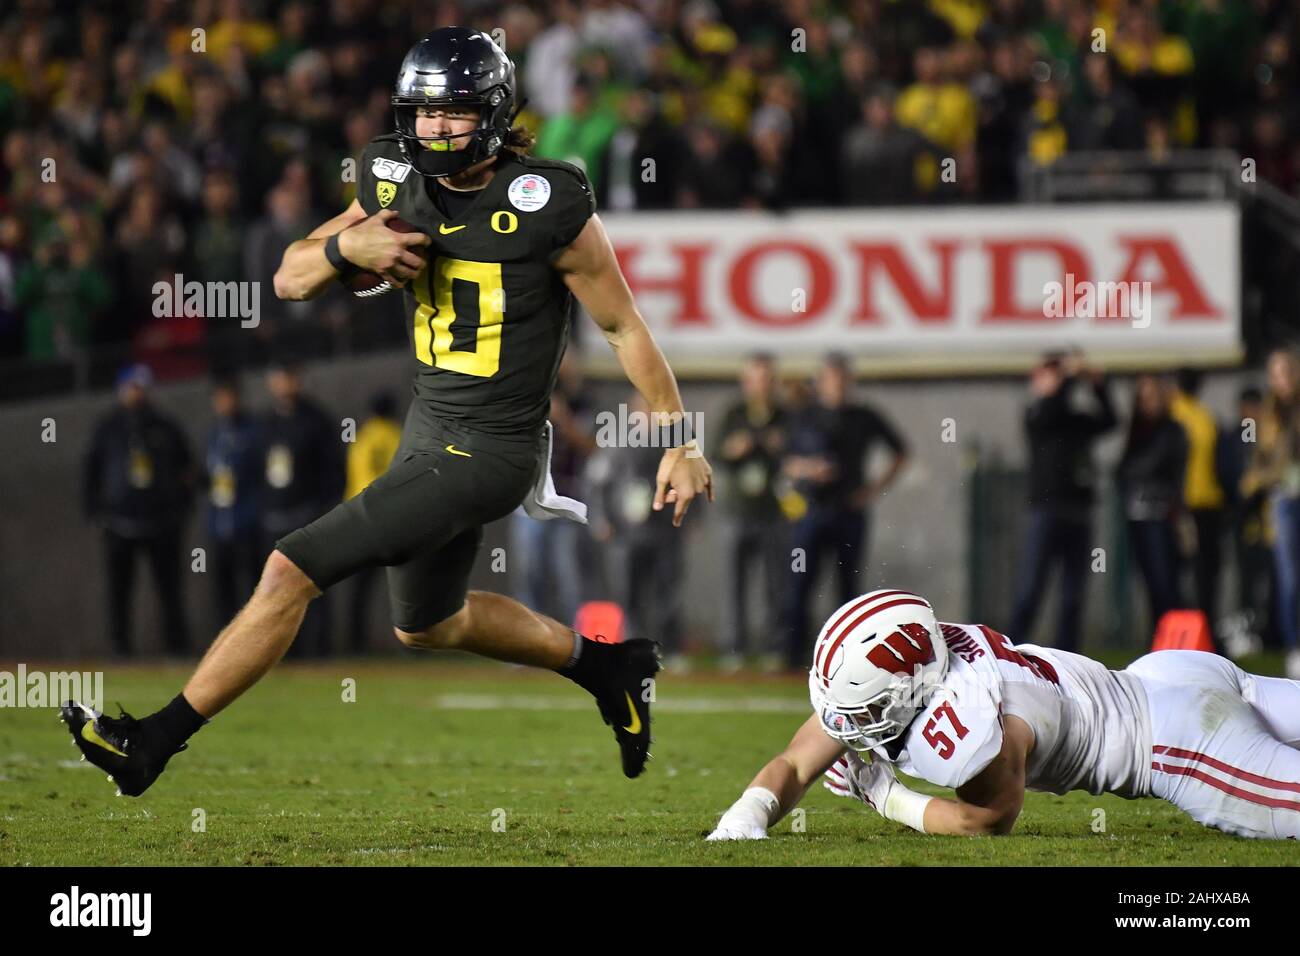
602,203,1240,363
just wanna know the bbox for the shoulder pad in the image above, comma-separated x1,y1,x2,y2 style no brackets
900,671,1004,789
362,135,413,183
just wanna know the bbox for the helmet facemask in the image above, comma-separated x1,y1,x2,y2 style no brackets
393,88,511,179
810,670,929,754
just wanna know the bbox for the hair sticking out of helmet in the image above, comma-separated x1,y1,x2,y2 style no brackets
392,27,517,179
808,589,950,753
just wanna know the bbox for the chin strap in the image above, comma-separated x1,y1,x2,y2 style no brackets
508,95,530,125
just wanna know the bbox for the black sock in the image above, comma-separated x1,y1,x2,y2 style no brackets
148,693,207,749
560,633,616,696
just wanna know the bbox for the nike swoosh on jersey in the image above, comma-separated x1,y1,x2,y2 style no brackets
445,444,472,458
438,223,467,234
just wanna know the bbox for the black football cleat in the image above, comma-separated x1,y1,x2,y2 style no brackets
592,638,662,778
60,701,185,797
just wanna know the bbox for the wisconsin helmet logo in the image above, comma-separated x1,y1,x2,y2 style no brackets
377,181,397,207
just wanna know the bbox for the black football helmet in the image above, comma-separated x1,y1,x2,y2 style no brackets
392,27,516,179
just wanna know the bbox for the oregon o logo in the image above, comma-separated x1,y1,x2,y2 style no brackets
491,210,518,234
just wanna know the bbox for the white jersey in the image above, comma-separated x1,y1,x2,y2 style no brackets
884,623,1152,798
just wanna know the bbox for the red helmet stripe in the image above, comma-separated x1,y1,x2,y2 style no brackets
819,596,930,679
813,590,913,675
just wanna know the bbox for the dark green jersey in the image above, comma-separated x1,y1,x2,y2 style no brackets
357,134,596,434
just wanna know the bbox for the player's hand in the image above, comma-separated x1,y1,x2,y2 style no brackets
653,443,714,527
823,752,897,815
705,823,768,841
337,209,431,287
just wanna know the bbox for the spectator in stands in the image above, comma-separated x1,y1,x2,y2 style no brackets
717,353,787,669
259,359,344,657
972,36,1033,201
1169,367,1227,644
1071,53,1144,152
534,74,621,199
603,88,678,210
677,119,755,208
83,364,195,657
895,45,976,155
523,0,582,119
344,391,402,654
840,87,926,205
244,181,315,328
1007,351,1117,652
1243,348,1300,678
204,371,263,632
781,353,909,671
190,167,245,287
1117,373,1188,639
110,182,186,341
15,222,112,362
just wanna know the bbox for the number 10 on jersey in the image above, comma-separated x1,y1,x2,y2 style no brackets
413,256,505,378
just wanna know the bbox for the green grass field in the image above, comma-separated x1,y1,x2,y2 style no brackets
2,654,1298,866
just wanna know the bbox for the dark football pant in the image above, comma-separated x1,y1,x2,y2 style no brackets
276,411,541,633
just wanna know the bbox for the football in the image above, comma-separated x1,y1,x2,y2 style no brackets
343,215,424,297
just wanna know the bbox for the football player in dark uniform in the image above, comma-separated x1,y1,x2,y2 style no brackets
63,27,713,796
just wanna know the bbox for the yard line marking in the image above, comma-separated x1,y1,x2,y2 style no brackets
429,694,807,714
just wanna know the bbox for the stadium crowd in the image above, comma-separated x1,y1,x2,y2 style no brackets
0,0,1296,367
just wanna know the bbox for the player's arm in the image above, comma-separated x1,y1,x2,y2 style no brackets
842,715,1032,836
273,201,429,301
554,213,713,526
921,715,1031,835
707,714,845,840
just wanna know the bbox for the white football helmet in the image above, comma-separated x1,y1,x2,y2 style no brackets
808,589,949,753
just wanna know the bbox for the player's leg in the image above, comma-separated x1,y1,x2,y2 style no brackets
1136,652,1300,839
61,547,321,795
1239,670,1300,747
389,528,660,777
62,468,400,795
184,549,320,712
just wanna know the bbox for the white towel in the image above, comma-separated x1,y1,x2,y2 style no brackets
522,420,588,524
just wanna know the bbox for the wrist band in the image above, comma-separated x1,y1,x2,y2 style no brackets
324,232,360,278
882,785,932,833
656,416,696,448
740,786,781,826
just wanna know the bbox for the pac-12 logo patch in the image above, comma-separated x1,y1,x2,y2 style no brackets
376,181,397,207
508,174,551,212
